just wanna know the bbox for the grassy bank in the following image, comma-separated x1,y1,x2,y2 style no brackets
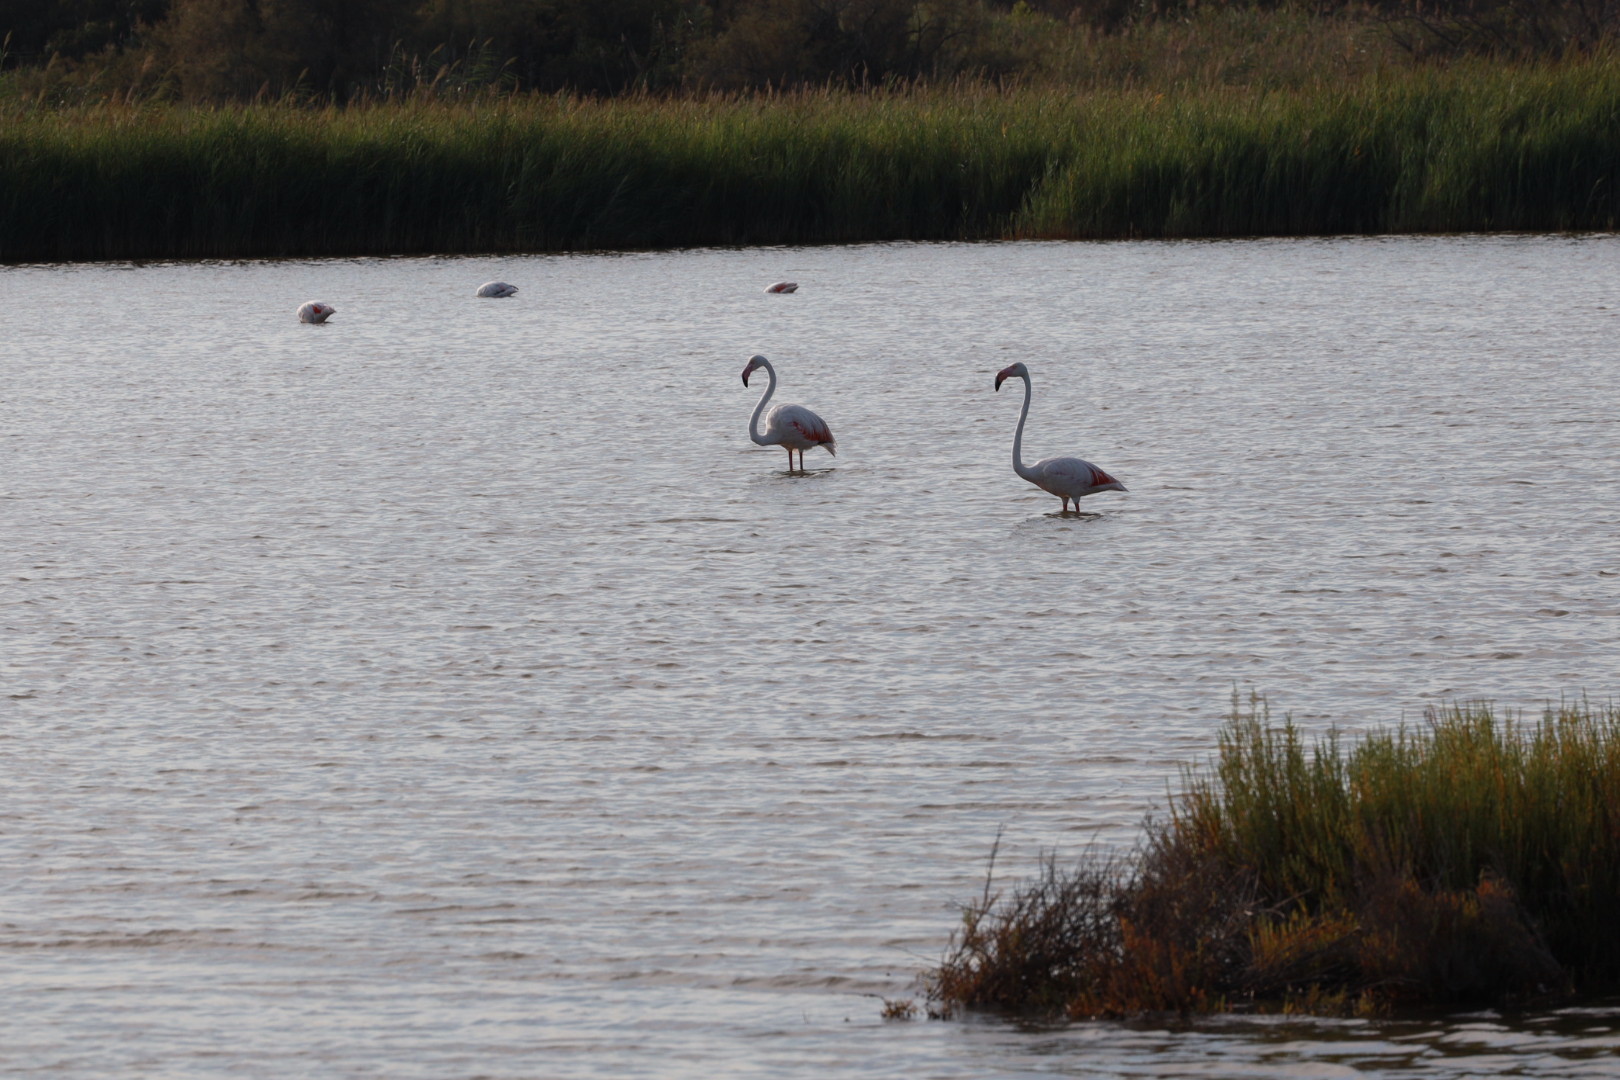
929,697,1620,1017
6,58,1620,262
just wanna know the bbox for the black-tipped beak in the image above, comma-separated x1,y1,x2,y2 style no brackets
741,371,750,386
994,372,1007,391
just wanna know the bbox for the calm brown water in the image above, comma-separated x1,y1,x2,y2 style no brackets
3,237,1618,1077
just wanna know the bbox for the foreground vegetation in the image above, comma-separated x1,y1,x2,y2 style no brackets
7,53,1620,262
930,697,1620,1017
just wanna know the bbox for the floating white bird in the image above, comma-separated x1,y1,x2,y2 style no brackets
994,362,1125,512
297,302,335,324
742,354,836,471
764,281,798,294
477,281,518,298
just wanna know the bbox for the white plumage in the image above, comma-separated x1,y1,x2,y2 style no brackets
741,354,836,472
477,281,518,298
994,362,1125,512
297,302,335,324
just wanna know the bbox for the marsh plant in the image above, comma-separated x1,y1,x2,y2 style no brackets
930,696,1620,1017
7,56,1620,262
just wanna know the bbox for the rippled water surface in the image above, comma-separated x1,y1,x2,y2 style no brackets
4,237,1619,1077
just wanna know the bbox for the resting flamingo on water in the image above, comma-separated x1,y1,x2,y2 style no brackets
742,354,836,472
764,281,799,294
297,302,335,324
477,281,518,298
995,362,1125,512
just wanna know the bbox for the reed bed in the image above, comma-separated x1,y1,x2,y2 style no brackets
929,697,1620,1017
5,59,1620,262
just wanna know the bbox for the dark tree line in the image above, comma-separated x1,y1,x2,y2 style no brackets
4,0,1619,100
4,0,1029,95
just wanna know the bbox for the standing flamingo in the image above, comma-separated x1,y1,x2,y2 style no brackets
741,354,836,472
994,362,1125,512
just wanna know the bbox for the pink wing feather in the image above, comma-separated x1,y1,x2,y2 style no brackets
771,403,836,455
790,415,833,445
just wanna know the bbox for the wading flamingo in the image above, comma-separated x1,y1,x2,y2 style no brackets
764,281,799,294
994,362,1125,512
297,302,335,324
477,281,518,298
742,354,836,472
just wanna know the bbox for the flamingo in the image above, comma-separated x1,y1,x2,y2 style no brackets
297,302,335,324
477,281,518,298
764,281,799,294
994,362,1125,512
741,354,836,472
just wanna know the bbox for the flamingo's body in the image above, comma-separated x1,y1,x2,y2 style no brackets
297,302,335,324
477,281,518,298
741,354,836,471
994,362,1125,512
764,281,799,294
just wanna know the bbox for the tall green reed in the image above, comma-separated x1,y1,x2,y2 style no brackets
1013,62,1620,237
1180,695,1620,983
1,91,1052,260
6,59,1620,263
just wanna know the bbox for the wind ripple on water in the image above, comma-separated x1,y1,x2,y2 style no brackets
2,237,1618,1077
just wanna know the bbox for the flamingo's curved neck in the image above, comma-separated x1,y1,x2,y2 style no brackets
748,361,777,446
1011,373,1037,481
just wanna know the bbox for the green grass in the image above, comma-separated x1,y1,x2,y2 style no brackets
0,91,1047,260
6,57,1620,262
1017,63,1620,237
929,696,1620,1018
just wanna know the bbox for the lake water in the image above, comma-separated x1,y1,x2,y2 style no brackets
3,237,1618,1077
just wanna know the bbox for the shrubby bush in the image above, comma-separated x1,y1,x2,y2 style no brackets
930,698,1620,1017
6,0,1619,102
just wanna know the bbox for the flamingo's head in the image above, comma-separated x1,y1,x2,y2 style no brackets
741,354,769,386
994,362,1028,391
